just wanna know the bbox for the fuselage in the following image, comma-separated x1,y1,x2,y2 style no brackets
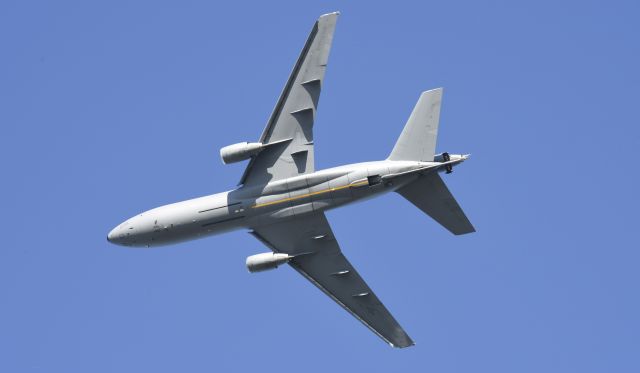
107,158,463,248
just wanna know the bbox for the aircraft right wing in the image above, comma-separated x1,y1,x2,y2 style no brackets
250,212,414,348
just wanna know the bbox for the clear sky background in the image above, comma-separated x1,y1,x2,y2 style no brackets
1,1,639,372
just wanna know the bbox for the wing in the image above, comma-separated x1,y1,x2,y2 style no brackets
250,213,414,348
240,12,339,186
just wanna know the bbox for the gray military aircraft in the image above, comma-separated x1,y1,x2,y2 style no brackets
107,12,474,348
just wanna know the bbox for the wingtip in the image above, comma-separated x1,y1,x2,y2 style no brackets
390,340,416,349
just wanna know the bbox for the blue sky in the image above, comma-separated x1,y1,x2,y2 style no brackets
1,1,639,372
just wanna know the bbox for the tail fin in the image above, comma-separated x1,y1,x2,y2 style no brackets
397,173,475,235
388,88,442,162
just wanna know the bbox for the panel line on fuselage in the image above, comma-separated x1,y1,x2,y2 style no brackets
198,201,242,214
201,215,246,227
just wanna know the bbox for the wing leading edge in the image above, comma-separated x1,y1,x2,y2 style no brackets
250,213,414,348
240,12,339,186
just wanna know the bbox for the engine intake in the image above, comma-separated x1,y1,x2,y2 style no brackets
246,252,292,273
220,142,264,164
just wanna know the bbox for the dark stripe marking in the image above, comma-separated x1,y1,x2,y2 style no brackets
198,202,241,213
201,215,245,227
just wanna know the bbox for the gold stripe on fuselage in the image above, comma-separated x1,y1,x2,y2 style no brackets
252,180,369,209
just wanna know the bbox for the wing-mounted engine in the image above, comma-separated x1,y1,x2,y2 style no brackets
220,142,264,164
220,138,292,164
246,252,293,273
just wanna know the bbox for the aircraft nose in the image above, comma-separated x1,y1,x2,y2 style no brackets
107,226,120,244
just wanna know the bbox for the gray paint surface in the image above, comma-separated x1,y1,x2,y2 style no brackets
107,12,474,348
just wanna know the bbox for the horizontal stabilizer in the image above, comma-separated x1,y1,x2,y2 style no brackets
397,173,475,235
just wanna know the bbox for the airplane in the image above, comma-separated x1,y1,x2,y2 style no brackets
107,11,475,348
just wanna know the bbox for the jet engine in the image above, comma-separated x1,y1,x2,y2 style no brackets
246,252,292,273
220,142,264,164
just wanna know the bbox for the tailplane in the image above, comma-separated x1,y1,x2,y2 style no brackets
388,88,442,162
397,173,475,235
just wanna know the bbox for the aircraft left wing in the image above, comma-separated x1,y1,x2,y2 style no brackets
250,212,414,348
240,12,339,186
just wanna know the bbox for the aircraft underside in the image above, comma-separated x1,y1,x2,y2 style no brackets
108,12,474,348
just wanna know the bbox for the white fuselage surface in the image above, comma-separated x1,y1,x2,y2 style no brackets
104,12,477,349
107,160,452,248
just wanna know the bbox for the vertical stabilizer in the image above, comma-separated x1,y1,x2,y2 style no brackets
388,88,442,162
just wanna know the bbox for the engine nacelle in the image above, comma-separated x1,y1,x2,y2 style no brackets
246,252,292,273
220,142,264,164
